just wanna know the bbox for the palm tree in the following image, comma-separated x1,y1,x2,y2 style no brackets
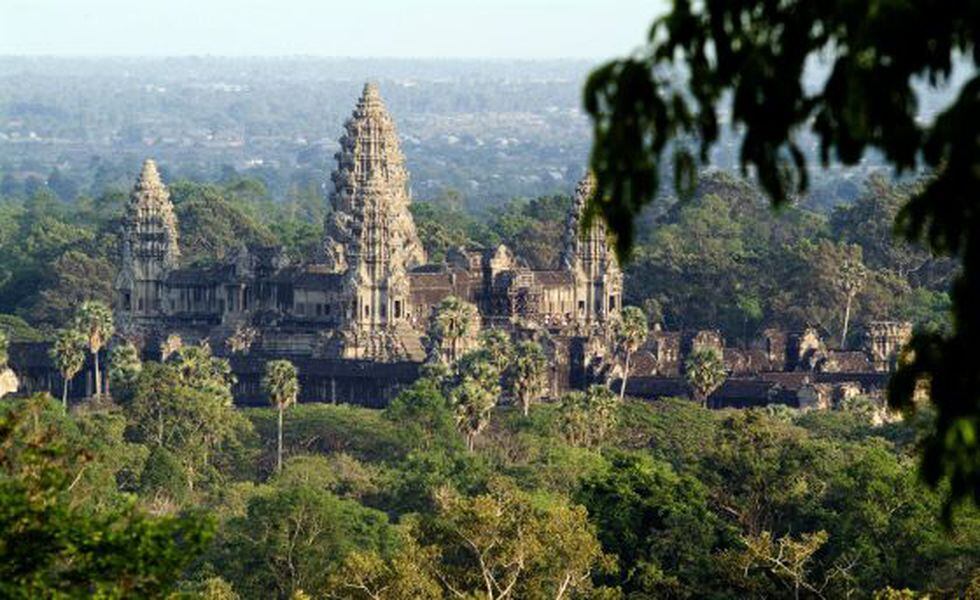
450,350,500,451
0,330,8,369
684,347,727,408
51,328,86,409
73,301,115,398
509,340,547,417
478,329,512,373
835,245,866,348
108,341,142,402
429,296,479,364
263,359,299,473
615,306,649,400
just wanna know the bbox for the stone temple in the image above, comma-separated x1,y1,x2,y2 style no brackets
112,83,623,404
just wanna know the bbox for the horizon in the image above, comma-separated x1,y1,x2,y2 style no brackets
0,0,667,60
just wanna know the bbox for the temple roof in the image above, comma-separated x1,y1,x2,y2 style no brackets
323,82,426,274
560,173,618,274
123,158,180,267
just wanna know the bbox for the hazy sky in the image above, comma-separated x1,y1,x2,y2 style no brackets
0,0,668,59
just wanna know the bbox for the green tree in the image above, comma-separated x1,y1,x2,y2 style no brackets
263,359,299,473
212,480,393,598
584,0,980,510
128,352,250,494
730,530,832,600
428,296,479,365
615,305,648,400
325,526,443,600
450,350,501,452
32,250,115,330
108,341,142,402
685,347,726,408
170,181,276,266
558,385,621,448
577,452,723,597
831,175,953,288
422,477,616,599
73,300,114,398
50,328,86,408
0,395,213,597
385,377,460,452
507,340,547,417
478,328,512,373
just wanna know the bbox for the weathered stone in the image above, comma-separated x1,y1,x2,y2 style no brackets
114,159,180,334
0,367,18,399
110,82,623,391
560,173,623,327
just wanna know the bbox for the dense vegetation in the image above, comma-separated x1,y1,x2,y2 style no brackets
4,354,980,598
582,0,979,511
0,51,969,596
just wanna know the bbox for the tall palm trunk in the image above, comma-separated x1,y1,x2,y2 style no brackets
93,349,101,398
62,377,69,409
276,403,284,473
619,351,631,400
840,292,854,349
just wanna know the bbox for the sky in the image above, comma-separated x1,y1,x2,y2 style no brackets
0,0,668,59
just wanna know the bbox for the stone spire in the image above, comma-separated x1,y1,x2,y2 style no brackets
324,82,425,272
115,158,180,326
125,159,180,268
561,173,615,272
324,83,425,360
562,173,622,324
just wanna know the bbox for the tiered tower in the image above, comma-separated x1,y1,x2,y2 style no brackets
114,159,180,330
865,321,913,372
561,174,622,326
324,83,426,359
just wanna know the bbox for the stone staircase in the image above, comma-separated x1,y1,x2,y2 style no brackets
395,323,426,362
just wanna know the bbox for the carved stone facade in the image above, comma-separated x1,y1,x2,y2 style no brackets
112,83,622,395
114,159,180,335
865,320,913,372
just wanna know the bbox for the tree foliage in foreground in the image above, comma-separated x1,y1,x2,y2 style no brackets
0,395,212,598
585,0,980,511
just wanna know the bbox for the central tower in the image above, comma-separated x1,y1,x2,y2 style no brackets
324,82,427,360
114,159,180,334
560,173,622,326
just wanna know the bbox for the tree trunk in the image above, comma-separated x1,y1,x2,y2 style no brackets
277,403,284,473
840,292,854,349
93,350,101,399
619,351,631,400
62,377,69,410
521,393,529,417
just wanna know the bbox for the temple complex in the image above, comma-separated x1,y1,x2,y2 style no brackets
110,83,624,402
0,81,909,409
